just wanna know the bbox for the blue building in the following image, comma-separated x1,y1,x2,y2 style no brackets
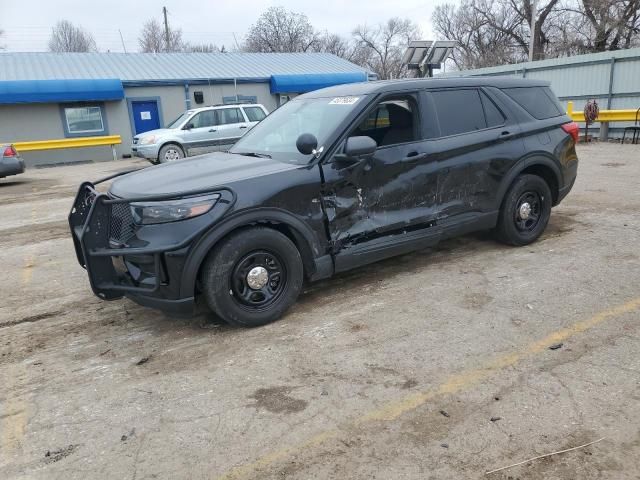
0,52,371,166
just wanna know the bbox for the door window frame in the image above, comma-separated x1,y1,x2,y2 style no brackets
125,96,164,136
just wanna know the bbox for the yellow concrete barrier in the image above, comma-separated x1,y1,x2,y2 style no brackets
567,101,638,123
10,135,122,152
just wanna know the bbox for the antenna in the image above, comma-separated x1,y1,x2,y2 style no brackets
118,29,127,53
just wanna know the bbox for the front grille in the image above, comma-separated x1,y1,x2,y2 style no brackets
109,202,135,244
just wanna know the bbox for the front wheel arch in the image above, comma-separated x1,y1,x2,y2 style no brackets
180,209,325,299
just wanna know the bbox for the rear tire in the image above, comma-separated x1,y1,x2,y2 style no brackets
158,143,185,163
201,228,304,327
494,174,552,246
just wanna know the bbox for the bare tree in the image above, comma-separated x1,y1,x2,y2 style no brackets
433,2,522,69
352,18,421,79
184,43,221,53
138,18,185,52
48,20,97,52
244,6,320,52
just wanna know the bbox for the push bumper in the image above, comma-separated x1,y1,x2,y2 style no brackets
68,171,235,314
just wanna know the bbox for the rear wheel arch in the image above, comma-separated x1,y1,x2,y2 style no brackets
180,210,324,298
497,157,562,209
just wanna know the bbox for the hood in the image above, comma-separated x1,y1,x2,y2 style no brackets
109,151,300,198
134,128,173,140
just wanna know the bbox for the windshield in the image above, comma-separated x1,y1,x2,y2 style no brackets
166,111,191,129
230,96,364,163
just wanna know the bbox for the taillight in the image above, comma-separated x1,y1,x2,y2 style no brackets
561,122,580,144
3,145,17,157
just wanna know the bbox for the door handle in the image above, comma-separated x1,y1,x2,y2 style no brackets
239,125,248,129
208,129,217,132
498,130,514,141
402,151,427,162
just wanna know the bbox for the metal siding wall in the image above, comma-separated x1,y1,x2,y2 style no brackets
186,83,277,113
455,49,640,139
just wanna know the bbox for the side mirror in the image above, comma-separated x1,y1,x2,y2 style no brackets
296,133,318,155
344,136,377,158
183,123,194,130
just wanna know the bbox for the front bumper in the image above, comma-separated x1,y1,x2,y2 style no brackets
68,171,235,314
0,156,25,177
131,143,160,161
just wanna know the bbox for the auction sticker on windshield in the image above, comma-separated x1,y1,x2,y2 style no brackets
329,96,359,105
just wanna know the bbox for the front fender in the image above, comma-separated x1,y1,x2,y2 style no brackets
179,207,328,298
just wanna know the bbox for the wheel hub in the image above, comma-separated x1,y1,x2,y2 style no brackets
518,202,532,220
246,266,269,290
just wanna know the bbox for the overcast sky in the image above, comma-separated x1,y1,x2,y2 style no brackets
0,0,441,53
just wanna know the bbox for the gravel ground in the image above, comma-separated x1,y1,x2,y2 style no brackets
1,144,639,479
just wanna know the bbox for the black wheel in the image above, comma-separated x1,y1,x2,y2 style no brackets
201,228,304,327
158,143,184,163
494,174,552,246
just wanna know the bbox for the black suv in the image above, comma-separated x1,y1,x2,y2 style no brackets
69,78,579,327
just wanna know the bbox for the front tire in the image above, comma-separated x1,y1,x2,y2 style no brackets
495,174,552,246
158,143,185,163
201,228,304,327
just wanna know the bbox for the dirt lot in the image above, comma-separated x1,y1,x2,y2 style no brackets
1,144,639,479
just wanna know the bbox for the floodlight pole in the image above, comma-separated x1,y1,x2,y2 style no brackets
528,0,537,62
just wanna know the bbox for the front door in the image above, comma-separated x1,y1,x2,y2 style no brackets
321,93,440,267
131,100,160,134
180,109,219,154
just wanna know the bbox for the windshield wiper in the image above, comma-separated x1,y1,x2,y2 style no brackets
236,152,272,159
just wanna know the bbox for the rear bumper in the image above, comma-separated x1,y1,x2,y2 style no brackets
0,157,25,177
68,173,235,315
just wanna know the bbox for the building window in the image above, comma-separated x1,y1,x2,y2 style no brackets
61,105,107,137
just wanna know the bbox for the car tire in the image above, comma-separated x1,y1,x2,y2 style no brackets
201,228,304,327
158,143,185,163
494,174,552,246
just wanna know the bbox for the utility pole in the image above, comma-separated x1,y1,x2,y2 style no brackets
528,0,537,62
163,6,170,52
118,29,127,53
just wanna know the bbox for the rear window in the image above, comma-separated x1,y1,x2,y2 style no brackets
431,89,487,136
243,106,267,122
502,86,564,119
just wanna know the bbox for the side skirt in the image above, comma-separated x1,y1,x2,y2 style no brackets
333,211,498,274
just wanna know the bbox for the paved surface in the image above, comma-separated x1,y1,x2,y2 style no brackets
1,144,639,479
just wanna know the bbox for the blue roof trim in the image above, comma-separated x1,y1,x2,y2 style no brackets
0,79,124,104
270,72,368,94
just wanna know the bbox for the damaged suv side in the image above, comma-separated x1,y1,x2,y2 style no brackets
69,78,579,327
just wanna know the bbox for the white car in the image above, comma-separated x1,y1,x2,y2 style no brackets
131,103,269,164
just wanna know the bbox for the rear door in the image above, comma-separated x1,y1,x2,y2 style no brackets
426,87,524,220
215,107,249,149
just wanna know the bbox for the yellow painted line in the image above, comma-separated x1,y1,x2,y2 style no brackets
218,297,640,480
0,364,29,466
9,135,122,152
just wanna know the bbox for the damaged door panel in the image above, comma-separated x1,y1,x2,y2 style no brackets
320,93,440,259
427,88,525,220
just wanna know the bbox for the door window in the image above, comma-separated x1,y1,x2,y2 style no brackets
431,89,486,136
243,106,267,122
190,110,216,128
352,97,418,147
480,91,506,127
217,108,244,125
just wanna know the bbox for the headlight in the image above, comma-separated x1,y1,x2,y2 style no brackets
130,194,220,225
139,135,157,145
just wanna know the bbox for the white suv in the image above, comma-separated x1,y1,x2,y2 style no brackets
131,103,269,164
